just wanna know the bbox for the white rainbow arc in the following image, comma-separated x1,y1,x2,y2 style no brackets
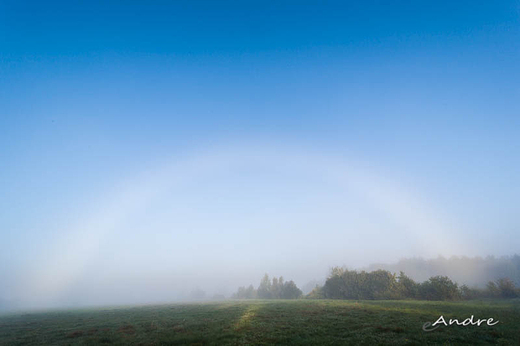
27,145,465,305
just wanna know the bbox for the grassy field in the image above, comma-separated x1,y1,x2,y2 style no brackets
1,299,519,345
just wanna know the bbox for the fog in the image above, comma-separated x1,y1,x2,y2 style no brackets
2,1,519,312
1,145,518,311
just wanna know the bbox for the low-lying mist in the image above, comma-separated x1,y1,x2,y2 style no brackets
1,147,518,312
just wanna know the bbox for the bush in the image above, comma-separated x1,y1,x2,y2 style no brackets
418,276,460,301
322,268,400,300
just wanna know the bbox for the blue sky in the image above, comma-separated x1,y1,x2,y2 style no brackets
1,1,519,307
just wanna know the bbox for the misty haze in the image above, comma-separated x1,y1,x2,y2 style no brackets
2,147,518,311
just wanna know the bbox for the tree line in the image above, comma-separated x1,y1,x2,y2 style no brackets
308,267,520,301
233,268,520,301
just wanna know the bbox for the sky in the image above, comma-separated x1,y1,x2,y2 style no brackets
1,1,519,309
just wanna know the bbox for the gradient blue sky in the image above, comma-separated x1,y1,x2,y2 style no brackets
1,1,519,307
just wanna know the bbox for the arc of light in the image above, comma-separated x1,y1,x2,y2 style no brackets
26,145,465,304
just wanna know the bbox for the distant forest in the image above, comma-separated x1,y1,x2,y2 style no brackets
365,254,520,287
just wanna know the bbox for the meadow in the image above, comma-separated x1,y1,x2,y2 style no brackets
1,299,519,345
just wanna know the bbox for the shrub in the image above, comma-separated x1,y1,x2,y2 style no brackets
322,268,400,300
418,276,460,301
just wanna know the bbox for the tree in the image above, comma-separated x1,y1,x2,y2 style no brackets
271,277,281,299
486,281,499,297
459,284,481,300
397,271,418,298
418,276,460,301
232,284,257,299
257,274,272,299
322,268,399,299
496,278,517,298
281,280,302,299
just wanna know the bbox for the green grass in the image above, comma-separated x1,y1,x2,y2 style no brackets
1,299,519,345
